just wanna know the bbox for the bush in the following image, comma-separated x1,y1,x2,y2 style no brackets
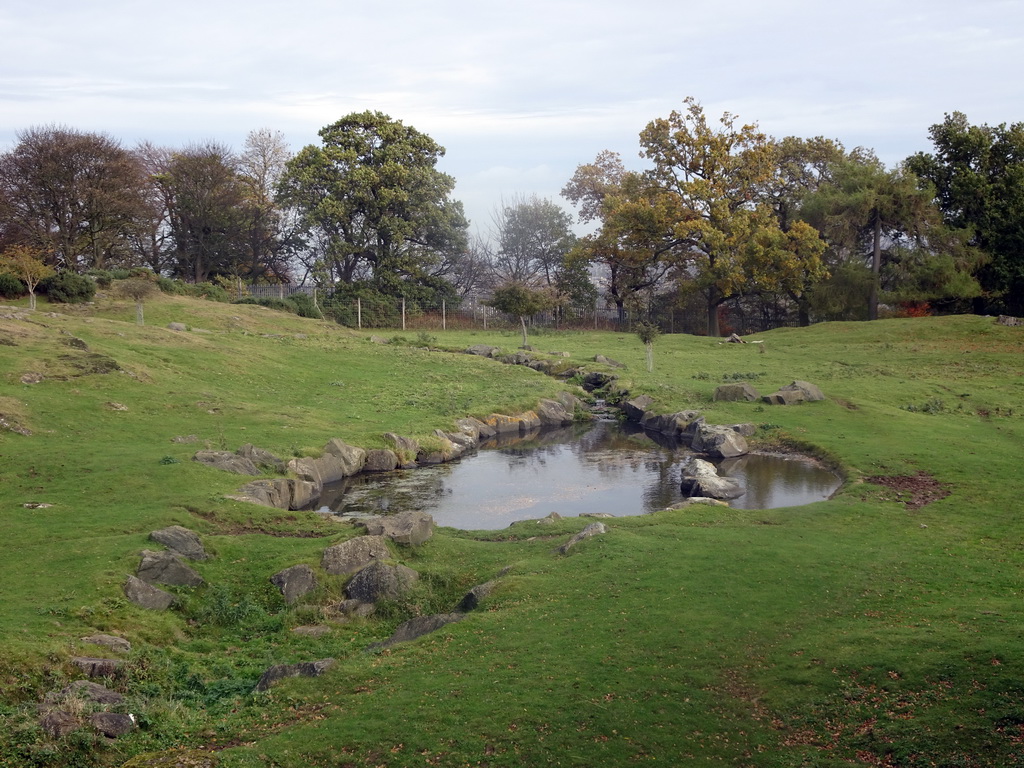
155,278,231,303
39,271,96,303
0,273,25,299
232,296,295,313
285,292,322,319
86,269,113,288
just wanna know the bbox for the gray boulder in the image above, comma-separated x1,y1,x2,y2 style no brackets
762,389,806,405
137,550,204,587
385,433,421,463
622,395,655,422
363,449,399,472
465,344,501,358
368,613,466,651
691,423,749,458
536,398,573,426
582,371,616,391
40,710,80,738
358,511,435,546
781,380,825,401
149,525,208,561
556,390,586,414
123,575,174,610
713,382,761,402
593,354,625,368
90,712,136,738
80,634,131,654
59,680,124,706
323,438,368,476
167,322,187,332
192,450,261,476
456,580,497,612
234,478,319,510
322,535,392,575
71,657,123,678
270,564,317,605
557,522,608,555
344,561,419,603
335,599,377,618
236,443,286,473
254,658,336,692
640,410,703,439
680,458,745,500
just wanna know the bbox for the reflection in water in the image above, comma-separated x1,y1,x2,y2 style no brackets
320,420,840,530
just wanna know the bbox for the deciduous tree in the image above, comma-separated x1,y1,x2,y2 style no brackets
0,244,53,309
486,283,552,347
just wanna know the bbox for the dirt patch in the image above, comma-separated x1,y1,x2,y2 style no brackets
865,471,951,510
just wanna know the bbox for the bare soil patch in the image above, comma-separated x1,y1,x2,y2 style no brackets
865,471,951,510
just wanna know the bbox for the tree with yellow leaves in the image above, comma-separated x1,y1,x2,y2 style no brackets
0,245,53,310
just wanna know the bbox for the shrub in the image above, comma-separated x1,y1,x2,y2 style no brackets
285,292,322,319
232,296,295,313
39,271,96,303
86,269,113,287
0,273,25,299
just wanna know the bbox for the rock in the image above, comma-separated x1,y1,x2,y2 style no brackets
665,497,730,509
384,433,420,463
90,712,136,738
123,575,175,610
234,478,319,510
725,333,746,343
691,423,749,458
292,625,331,637
40,710,80,738
556,391,586,414
368,613,466,651
335,599,377,618
501,351,533,366
254,658,336,692
527,360,554,373
535,512,562,525
80,634,131,654
781,380,825,401
456,581,497,612
71,657,123,678
465,344,501,358
344,561,419,603
713,382,761,402
622,395,655,422
105,401,128,411
322,438,368,476
358,511,435,546
417,437,455,465
137,550,204,587
192,450,261,476
60,680,125,706
171,434,198,443
369,335,390,344
236,443,286,472
363,449,399,472
167,322,187,331
729,423,757,437
322,535,391,575
557,522,608,554
536,398,573,426
270,564,317,605
149,525,208,561
593,354,625,368
762,389,806,405
640,410,703,439
483,413,531,435
453,417,485,442
20,372,44,385
582,372,616,391
581,512,615,519
680,458,745,500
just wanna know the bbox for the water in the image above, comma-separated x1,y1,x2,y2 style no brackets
318,420,841,530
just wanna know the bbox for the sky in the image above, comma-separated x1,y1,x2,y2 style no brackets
1,0,1022,236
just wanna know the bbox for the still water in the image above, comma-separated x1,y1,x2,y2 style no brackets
319,420,841,530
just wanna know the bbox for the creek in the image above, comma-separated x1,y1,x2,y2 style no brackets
318,419,841,531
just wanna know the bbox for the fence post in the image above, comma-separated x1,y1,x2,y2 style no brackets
402,298,406,331
236,277,242,300
357,298,362,329
442,300,447,331
594,303,598,331
483,306,487,330
279,284,284,300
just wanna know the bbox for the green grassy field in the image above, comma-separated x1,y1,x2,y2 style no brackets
2,289,1023,767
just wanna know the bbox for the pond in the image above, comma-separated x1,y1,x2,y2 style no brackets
318,420,841,531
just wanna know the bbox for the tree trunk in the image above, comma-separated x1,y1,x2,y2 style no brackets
706,286,722,337
645,342,654,372
136,301,144,326
869,215,881,321
519,315,528,348
28,290,37,311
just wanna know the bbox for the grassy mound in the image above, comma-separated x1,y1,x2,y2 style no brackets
2,291,1023,767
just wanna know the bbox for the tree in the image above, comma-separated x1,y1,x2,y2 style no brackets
279,111,468,303
906,112,1024,315
489,195,577,286
637,98,827,336
563,152,676,321
486,283,552,347
0,244,53,309
237,129,295,282
635,320,660,372
0,126,147,271
115,275,159,325
161,142,246,283
801,152,981,320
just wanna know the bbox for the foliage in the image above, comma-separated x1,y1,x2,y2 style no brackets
279,111,469,304
485,282,553,347
488,194,577,286
284,291,322,319
634,320,660,372
906,111,1024,315
115,276,160,325
0,244,53,309
38,270,95,304
0,271,25,299
232,296,295,313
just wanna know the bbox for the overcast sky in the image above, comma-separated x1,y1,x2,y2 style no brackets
2,0,1022,234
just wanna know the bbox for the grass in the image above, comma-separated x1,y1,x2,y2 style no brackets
2,291,1024,766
